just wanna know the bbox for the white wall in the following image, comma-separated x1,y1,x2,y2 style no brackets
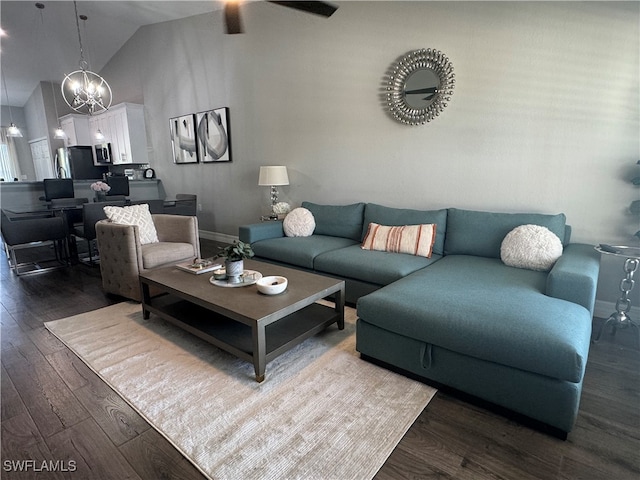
100,1,639,309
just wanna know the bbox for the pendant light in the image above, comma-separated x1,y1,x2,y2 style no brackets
1,70,22,138
61,1,112,115
50,81,66,140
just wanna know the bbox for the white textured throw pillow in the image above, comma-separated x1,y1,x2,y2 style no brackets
283,208,316,237
103,203,159,245
500,224,563,271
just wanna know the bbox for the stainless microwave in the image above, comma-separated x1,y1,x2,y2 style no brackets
94,143,112,165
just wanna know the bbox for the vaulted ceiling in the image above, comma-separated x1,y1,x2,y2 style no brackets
1,1,223,107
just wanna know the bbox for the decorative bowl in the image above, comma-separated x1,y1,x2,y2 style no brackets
256,276,288,295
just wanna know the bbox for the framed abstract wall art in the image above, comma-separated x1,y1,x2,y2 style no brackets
170,114,198,164
196,107,231,163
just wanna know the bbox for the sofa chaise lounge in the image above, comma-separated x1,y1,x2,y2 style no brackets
239,202,600,436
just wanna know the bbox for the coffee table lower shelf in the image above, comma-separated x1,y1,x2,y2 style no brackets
142,294,342,382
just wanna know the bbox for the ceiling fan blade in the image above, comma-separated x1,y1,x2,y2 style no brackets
224,2,244,34
268,1,338,18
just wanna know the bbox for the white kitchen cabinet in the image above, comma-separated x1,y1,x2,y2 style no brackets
59,114,91,146
89,103,148,164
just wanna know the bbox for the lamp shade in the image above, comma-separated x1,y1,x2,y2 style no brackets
258,166,289,186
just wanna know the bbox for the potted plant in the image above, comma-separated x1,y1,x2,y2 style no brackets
218,241,255,283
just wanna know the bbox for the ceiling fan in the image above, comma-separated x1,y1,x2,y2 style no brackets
224,1,338,34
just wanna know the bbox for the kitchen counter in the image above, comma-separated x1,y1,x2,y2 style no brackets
0,179,165,209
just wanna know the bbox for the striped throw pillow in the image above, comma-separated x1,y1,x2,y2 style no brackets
361,223,436,258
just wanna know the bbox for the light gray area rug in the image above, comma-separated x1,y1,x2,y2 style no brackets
45,302,436,480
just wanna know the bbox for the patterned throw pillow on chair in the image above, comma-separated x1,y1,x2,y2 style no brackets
103,203,159,245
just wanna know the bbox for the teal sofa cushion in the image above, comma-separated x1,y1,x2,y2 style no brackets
314,245,442,286
357,255,591,383
252,235,358,269
362,203,448,256
444,208,567,258
301,202,365,241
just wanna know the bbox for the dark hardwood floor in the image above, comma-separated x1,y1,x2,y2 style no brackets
1,239,639,479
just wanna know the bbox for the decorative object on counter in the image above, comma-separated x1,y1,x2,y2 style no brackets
197,107,231,162
61,1,112,115
1,70,23,137
170,114,198,163
256,275,288,295
386,48,455,125
217,241,255,284
144,168,155,179
90,180,111,201
258,166,289,220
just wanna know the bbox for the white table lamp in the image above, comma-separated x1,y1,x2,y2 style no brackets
258,166,289,219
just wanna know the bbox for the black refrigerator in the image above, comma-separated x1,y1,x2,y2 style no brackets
55,146,109,180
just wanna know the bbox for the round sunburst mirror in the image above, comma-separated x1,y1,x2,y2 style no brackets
386,49,455,125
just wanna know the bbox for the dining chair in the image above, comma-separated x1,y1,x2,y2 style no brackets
50,197,89,227
0,209,69,275
164,193,197,216
106,176,130,198
43,178,74,201
73,200,126,264
130,199,165,214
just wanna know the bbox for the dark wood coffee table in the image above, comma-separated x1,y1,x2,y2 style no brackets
139,259,345,382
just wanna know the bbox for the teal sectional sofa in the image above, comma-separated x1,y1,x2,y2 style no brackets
239,202,600,436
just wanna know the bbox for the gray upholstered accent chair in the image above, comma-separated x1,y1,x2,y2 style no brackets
1,209,69,275
95,214,200,301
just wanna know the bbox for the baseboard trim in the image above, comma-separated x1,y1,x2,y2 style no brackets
594,300,640,320
199,230,238,244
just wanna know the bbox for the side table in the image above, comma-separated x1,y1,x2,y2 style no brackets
593,244,640,348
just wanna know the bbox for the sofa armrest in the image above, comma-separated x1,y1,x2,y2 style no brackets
546,243,600,315
239,221,284,244
152,214,201,255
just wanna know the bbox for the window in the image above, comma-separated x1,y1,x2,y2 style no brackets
0,129,21,181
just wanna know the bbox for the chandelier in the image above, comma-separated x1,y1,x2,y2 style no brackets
61,1,112,115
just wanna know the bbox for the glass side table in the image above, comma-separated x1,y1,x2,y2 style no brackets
593,245,640,348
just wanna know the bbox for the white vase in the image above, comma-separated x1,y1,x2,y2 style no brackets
225,259,244,283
